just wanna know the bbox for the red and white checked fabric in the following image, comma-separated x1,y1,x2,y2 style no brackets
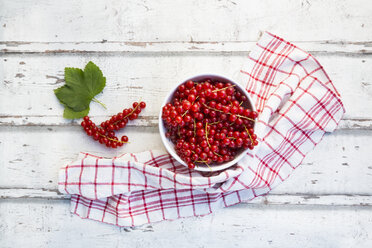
58,32,345,227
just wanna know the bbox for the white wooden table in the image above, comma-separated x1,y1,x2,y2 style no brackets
1,0,372,247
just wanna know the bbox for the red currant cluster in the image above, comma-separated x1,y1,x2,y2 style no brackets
162,80,258,169
81,101,146,148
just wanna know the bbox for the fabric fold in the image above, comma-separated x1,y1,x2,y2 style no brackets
58,31,345,227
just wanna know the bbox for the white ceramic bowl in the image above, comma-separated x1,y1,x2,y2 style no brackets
159,74,255,172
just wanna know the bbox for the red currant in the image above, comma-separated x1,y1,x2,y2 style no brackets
140,101,146,109
161,79,258,169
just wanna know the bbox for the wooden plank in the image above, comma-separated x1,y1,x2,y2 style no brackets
0,54,371,124
1,0,372,42
0,126,163,189
0,127,371,195
1,199,371,247
2,41,372,54
0,116,370,130
0,188,69,200
1,188,372,207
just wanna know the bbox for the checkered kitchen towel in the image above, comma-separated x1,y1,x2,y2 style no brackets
58,32,345,227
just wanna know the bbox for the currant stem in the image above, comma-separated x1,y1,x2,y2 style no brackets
193,119,196,137
211,85,235,93
124,100,141,119
236,114,255,121
202,103,256,121
98,133,129,144
244,125,254,145
111,99,142,126
182,109,189,117
213,152,222,157
205,123,211,148
202,103,225,114
208,121,221,125
182,96,199,117
195,160,212,171
92,97,107,109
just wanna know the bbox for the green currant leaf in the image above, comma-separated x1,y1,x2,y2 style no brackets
83,61,106,97
63,106,90,119
54,61,106,113
54,84,91,112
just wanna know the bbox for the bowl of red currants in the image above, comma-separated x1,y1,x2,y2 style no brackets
159,74,258,171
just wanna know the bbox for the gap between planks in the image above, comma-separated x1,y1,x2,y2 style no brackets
1,188,372,207
1,41,372,55
0,116,371,130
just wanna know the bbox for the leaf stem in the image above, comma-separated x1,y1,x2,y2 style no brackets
92,97,107,109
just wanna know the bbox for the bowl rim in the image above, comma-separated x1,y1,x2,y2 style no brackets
158,73,256,172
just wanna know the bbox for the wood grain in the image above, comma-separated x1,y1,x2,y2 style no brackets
1,41,372,54
1,0,372,244
1,54,371,125
1,116,371,130
1,128,371,196
1,199,371,247
2,188,372,207
1,0,372,42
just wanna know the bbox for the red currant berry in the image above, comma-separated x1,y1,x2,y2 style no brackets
229,114,237,122
183,115,192,123
140,101,146,109
186,80,194,88
178,84,185,92
188,94,196,102
182,100,191,110
188,162,195,169
200,152,208,160
121,136,128,142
